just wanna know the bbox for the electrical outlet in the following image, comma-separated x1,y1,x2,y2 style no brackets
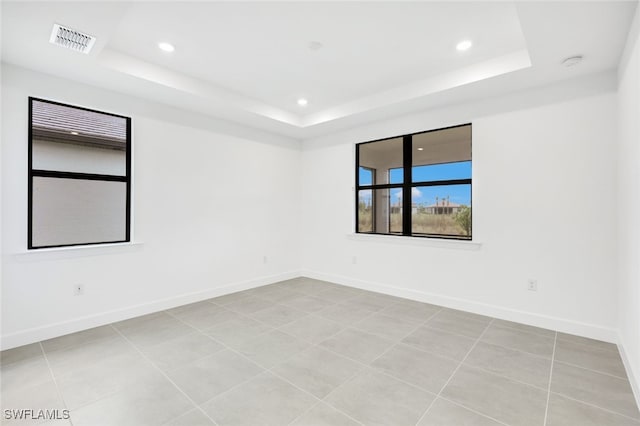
352,256,357,265
74,284,84,296
263,256,268,264
527,279,538,292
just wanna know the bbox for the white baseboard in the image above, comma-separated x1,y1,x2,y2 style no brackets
1,268,620,351
618,331,640,410
0,270,301,350
301,269,619,343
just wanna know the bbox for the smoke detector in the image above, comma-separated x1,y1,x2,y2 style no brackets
49,24,96,54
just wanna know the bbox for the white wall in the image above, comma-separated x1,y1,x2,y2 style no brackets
617,3,640,405
300,79,619,341
0,62,627,353
1,65,301,348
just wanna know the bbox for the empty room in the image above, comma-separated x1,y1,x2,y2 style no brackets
1,1,640,425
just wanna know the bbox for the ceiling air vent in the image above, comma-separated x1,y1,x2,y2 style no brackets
49,24,96,54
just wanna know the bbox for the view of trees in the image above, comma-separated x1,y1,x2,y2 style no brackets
454,206,471,236
358,199,471,236
358,201,373,232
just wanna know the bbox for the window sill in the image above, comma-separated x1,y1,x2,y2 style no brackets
10,241,144,261
346,233,482,251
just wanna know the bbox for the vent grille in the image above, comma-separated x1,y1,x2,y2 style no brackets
49,24,96,54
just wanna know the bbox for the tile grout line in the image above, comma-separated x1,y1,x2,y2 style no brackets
547,390,640,422
26,280,634,426
436,396,511,426
40,318,496,424
543,331,558,426
413,318,496,426
380,322,556,392
552,358,631,381
363,308,442,368
201,290,451,425
222,287,376,331
164,310,366,426
240,283,361,307
196,284,401,342
53,308,639,426
553,335,619,354
243,345,366,426
286,314,507,426
490,322,556,339
281,401,327,426
163,305,364,424
419,322,558,362
357,329,554,394
159,312,278,423
310,342,439,401
288,305,445,426
38,342,74,426
174,293,500,426
415,326,624,384
206,293,556,425
0,281,609,426
281,386,368,426
453,362,551,393
140,330,228,369
264,296,424,349
108,324,221,426
273,367,365,426
215,286,506,363
300,306,439,374
44,359,151,414
53,328,224,418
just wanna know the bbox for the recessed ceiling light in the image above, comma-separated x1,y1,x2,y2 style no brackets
417,147,424,151
562,55,583,67
297,98,308,106
456,40,472,52
158,42,175,52
70,131,78,135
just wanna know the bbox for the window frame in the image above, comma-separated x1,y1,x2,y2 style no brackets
355,123,472,240
27,97,132,250
356,166,377,233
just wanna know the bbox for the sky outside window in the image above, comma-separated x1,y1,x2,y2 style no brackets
389,161,471,206
358,166,374,185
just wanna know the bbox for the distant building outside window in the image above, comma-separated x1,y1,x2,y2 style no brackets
356,124,472,240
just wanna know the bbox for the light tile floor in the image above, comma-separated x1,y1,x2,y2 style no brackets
1,277,638,426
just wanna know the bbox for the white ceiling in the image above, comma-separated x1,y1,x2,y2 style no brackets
1,1,637,140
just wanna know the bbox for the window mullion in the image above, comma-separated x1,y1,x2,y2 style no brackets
355,144,360,233
125,117,132,242
402,135,412,236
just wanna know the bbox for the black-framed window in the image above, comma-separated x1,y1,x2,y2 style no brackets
357,166,376,232
28,97,132,249
356,124,472,240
